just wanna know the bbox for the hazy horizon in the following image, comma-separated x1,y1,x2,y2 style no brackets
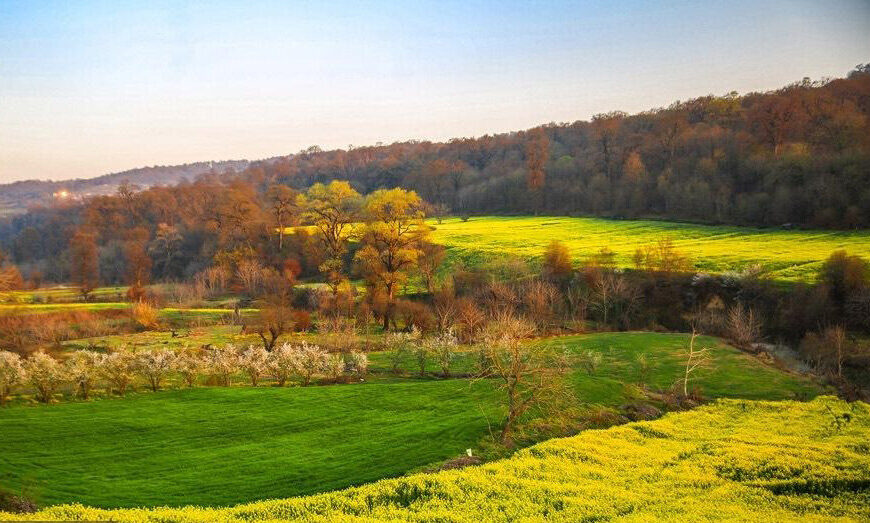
2,0,869,183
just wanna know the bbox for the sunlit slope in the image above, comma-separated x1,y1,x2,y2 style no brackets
430,216,870,281
5,396,867,522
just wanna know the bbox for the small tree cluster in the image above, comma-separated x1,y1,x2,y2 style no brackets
0,342,372,406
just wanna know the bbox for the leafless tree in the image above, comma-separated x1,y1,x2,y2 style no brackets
682,330,711,397
477,312,573,446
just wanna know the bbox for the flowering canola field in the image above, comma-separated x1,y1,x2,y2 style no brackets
430,216,870,282
5,396,868,522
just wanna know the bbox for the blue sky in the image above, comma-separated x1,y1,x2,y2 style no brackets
1,0,868,182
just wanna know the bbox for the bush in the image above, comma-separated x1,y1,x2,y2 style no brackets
325,354,345,383
726,305,762,349
131,301,160,330
205,345,238,387
65,350,102,399
267,343,296,386
0,351,25,406
424,329,458,378
289,342,329,386
0,484,36,514
23,352,66,403
385,328,421,374
395,300,435,333
99,351,136,395
239,346,269,386
292,310,312,332
135,349,176,392
543,240,573,279
173,350,202,387
345,351,368,380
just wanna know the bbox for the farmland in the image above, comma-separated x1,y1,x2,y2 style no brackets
4,396,867,522
430,216,870,281
0,332,821,508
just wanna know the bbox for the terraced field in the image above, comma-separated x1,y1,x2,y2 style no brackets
430,216,870,281
0,332,821,508
5,396,867,522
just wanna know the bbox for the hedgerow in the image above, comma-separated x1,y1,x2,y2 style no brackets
3,396,867,521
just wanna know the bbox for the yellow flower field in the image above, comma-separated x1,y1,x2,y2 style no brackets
429,216,870,282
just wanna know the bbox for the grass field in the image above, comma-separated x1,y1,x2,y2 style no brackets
0,332,821,508
430,216,870,281
5,396,867,522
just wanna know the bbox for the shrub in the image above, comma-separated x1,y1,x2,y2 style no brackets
425,329,458,378
395,299,436,333
455,298,486,343
65,350,102,399
292,310,312,332
23,351,66,403
205,345,238,387
267,343,296,386
543,240,573,279
0,351,25,406
290,342,329,386
0,312,30,352
523,280,558,331
385,328,421,374
239,346,269,386
346,351,368,380
173,350,202,387
99,351,136,395
0,484,36,514
412,341,430,378
131,301,160,330
135,349,176,392
726,305,762,349
325,354,345,383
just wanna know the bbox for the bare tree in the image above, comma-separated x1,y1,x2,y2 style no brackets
824,325,847,379
682,330,711,397
726,305,763,349
477,313,573,445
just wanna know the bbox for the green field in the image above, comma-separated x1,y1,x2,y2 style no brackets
0,332,821,508
5,396,867,522
430,216,870,281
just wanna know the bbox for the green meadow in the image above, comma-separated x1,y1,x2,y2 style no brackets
429,216,870,281
0,332,821,508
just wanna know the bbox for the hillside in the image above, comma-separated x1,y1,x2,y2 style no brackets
229,66,870,230
4,396,867,521
0,332,820,508
0,160,249,215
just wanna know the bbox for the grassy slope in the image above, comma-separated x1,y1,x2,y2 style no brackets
5,396,868,522
0,333,821,509
430,216,870,281
0,381,499,508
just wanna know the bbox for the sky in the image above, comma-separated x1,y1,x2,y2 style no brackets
1,0,869,183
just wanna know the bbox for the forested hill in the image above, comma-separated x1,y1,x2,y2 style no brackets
0,160,250,215
4,66,869,228
236,64,869,229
